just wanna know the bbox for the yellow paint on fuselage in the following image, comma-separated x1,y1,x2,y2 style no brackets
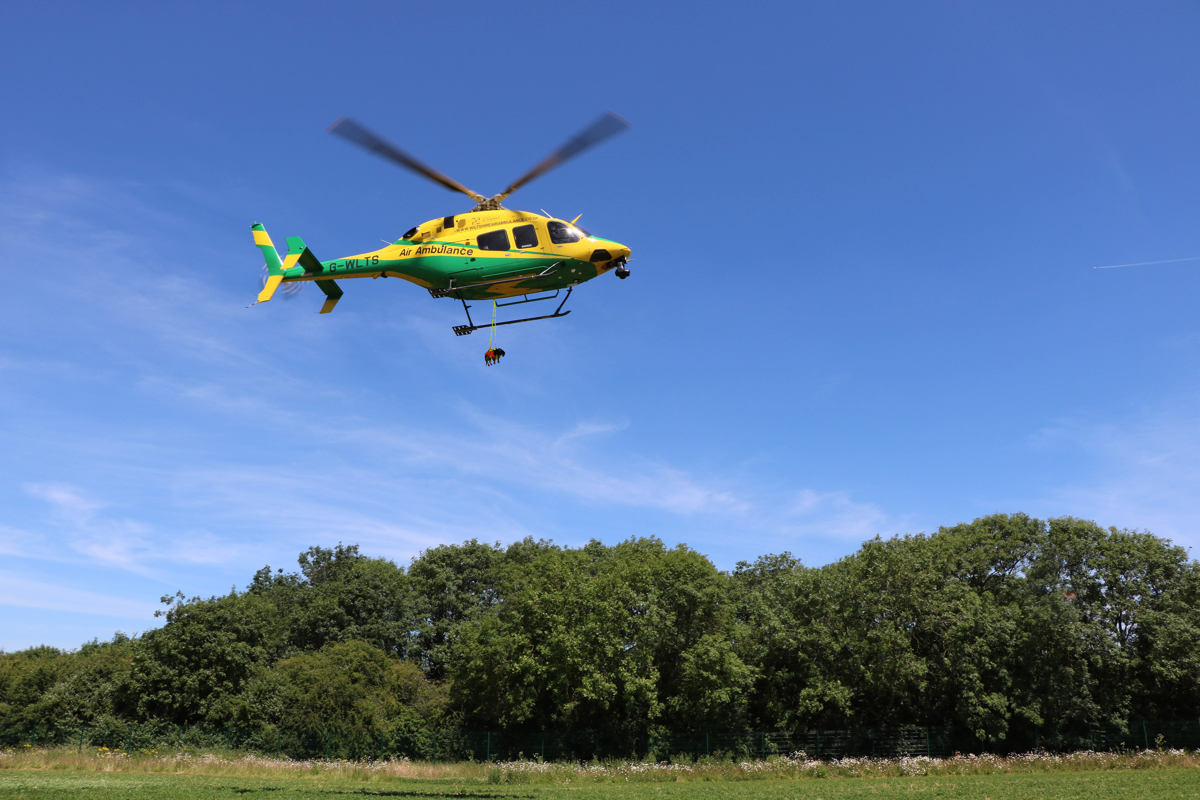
278,209,630,301
321,212,628,297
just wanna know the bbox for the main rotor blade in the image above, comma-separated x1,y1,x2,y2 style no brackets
327,117,486,204
492,111,630,205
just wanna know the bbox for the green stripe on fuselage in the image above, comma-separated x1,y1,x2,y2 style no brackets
285,242,601,299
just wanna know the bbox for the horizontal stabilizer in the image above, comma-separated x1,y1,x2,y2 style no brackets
283,237,325,275
315,279,343,314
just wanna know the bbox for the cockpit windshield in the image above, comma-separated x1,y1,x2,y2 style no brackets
548,220,589,244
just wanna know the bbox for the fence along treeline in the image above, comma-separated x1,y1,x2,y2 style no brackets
2,514,1198,757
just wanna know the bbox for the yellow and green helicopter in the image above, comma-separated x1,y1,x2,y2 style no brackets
251,112,631,339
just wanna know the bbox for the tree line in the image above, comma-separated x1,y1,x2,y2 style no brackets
2,514,1198,754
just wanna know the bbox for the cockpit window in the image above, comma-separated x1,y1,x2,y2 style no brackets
477,229,510,251
548,220,586,244
513,224,538,249
401,227,418,240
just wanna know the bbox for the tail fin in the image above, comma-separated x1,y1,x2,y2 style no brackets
251,223,343,313
252,223,285,303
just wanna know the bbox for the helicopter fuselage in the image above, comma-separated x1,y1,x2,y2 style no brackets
279,209,629,302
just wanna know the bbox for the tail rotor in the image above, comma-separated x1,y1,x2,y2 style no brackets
259,264,304,299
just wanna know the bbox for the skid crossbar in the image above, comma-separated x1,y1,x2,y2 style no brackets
453,288,573,335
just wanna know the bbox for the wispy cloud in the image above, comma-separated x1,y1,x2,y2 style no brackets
0,571,159,619
24,482,104,523
18,482,233,579
1030,404,1200,553
782,488,897,541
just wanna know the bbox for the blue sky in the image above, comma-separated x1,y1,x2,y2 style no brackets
3,1,1199,651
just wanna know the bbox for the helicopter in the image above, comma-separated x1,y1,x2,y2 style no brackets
251,112,631,336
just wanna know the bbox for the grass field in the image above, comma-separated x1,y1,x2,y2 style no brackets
1,748,1197,799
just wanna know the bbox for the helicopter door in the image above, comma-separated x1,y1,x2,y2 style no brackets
449,228,511,283
476,226,555,286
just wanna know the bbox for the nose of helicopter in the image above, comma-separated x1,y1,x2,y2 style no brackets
612,242,631,279
595,241,631,279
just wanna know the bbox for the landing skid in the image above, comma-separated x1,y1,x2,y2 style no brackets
453,288,573,336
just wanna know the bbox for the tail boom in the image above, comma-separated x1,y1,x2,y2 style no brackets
251,223,342,312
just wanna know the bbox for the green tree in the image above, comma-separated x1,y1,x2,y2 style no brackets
816,538,931,730
286,544,413,656
917,515,1050,743
24,635,138,732
732,553,855,730
238,639,446,733
731,515,1105,742
641,540,753,731
1134,558,1200,717
1035,518,1200,724
0,646,71,739
449,538,751,749
128,592,284,725
406,539,505,679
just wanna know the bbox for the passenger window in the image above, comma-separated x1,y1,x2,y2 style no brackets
547,221,582,244
513,224,538,249
477,229,510,251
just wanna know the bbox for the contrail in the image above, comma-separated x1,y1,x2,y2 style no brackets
1093,256,1200,270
